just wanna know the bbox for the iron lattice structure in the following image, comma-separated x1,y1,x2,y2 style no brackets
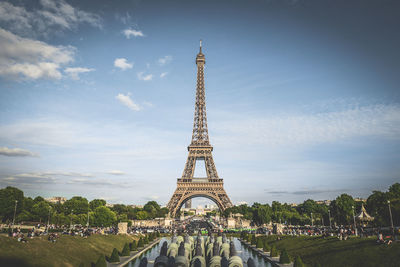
167,41,233,216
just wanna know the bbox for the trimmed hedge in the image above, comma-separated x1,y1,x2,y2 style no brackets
294,255,305,267
279,249,291,264
263,239,270,252
130,240,137,251
94,254,107,267
256,237,263,248
270,245,279,257
121,243,130,256
109,248,120,263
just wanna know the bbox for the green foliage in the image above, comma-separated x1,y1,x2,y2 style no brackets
95,254,107,267
130,240,137,251
90,199,106,211
137,237,144,247
270,245,279,257
251,234,257,245
314,262,322,267
279,249,291,264
293,256,305,267
78,263,84,267
109,248,120,263
144,235,149,244
263,239,270,252
31,201,51,222
64,196,89,215
92,206,117,227
120,243,130,256
156,231,160,238
256,237,263,248
0,186,24,222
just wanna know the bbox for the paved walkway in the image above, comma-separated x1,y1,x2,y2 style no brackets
108,238,160,267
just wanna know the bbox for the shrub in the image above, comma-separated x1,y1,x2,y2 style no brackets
144,235,149,244
251,234,257,245
263,239,270,252
314,262,322,267
109,248,120,263
256,237,263,248
78,263,84,267
137,237,144,247
270,245,279,257
294,256,305,267
94,254,107,267
130,240,137,251
156,231,160,238
247,234,252,243
279,249,291,264
121,243,130,256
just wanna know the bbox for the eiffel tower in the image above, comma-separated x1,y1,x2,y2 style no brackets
167,41,233,216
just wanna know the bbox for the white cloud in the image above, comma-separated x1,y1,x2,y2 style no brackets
158,55,172,66
0,0,101,37
160,72,168,78
122,28,144,39
0,28,75,80
107,170,125,175
0,147,39,157
137,72,153,81
115,93,141,111
114,58,133,70
64,67,94,80
213,104,400,147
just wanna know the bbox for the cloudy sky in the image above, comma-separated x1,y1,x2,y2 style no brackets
0,0,399,206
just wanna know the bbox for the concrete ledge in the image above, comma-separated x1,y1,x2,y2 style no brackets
108,238,160,267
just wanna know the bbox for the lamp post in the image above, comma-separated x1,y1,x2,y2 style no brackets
70,209,73,229
12,200,18,227
352,206,357,236
87,202,90,227
328,210,332,229
47,206,52,228
311,212,313,227
388,200,394,236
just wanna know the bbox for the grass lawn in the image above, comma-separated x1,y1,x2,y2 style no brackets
0,234,138,267
263,235,400,267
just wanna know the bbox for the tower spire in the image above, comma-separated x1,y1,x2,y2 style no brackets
199,39,202,53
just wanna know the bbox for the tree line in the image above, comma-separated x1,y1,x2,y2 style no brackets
0,187,168,227
223,183,399,227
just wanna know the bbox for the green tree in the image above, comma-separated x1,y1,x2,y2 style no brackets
136,211,148,220
330,194,355,225
92,206,116,227
90,199,106,210
31,201,51,222
254,205,272,225
137,237,144,247
64,196,89,215
33,196,45,203
0,186,24,222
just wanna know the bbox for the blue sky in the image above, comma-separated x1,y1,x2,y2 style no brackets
0,0,399,206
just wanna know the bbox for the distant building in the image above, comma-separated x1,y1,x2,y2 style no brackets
289,203,298,207
354,197,367,203
129,204,143,209
315,200,331,206
45,197,66,204
106,203,114,208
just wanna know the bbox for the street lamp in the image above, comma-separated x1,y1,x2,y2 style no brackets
328,210,332,229
311,212,313,227
47,206,52,228
87,202,90,227
352,206,357,236
12,200,18,227
70,209,74,229
388,200,394,236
